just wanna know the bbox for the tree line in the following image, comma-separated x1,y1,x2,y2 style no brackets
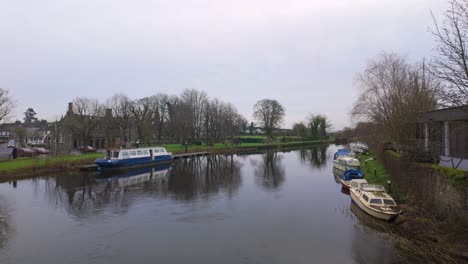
64,89,248,146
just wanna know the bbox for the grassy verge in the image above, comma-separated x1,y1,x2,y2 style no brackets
0,139,334,179
357,151,407,203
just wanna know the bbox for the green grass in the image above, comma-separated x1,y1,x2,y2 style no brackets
0,153,102,171
358,152,390,187
0,139,334,175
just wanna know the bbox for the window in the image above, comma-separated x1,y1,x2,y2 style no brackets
351,182,358,188
112,152,119,158
122,151,130,158
369,199,382,204
143,150,149,155
137,150,143,155
362,194,369,202
130,151,137,156
154,149,160,153
383,199,396,206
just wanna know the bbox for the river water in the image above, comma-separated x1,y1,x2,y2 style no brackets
0,145,400,263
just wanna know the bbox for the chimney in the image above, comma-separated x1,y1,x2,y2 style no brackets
67,102,73,114
105,108,112,117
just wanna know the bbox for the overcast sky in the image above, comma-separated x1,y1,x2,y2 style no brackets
0,0,447,130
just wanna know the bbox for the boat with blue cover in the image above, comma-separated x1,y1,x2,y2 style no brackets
95,147,172,171
340,169,364,190
333,148,352,160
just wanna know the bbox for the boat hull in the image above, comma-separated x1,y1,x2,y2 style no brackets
350,189,399,221
96,154,172,171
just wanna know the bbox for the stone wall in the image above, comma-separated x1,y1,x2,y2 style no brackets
381,151,467,214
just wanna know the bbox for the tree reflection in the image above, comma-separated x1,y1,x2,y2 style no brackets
298,144,329,168
254,152,285,190
43,155,242,218
168,155,242,201
0,200,11,252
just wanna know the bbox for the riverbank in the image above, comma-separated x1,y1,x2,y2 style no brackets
358,151,468,263
0,139,333,182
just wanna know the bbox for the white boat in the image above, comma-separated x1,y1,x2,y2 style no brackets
350,184,401,221
333,156,360,172
342,178,367,191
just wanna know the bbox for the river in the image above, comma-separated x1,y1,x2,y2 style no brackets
0,145,400,263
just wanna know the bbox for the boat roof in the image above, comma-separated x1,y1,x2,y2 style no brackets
338,156,359,161
350,179,368,184
107,147,167,152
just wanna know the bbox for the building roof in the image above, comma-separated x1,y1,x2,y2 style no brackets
422,106,468,122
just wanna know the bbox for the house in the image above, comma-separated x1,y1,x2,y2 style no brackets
51,102,137,154
420,106,468,170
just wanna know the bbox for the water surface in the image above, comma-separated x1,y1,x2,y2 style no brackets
0,145,399,263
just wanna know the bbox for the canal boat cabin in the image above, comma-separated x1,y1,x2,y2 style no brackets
95,147,172,170
332,156,360,172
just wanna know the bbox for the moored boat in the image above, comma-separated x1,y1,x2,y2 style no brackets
333,156,360,172
349,184,401,221
95,147,172,171
333,148,352,160
340,170,364,190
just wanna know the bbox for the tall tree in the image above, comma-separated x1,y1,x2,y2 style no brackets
64,97,103,147
107,94,132,146
352,52,439,149
253,99,285,140
431,0,468,108
23,108,38,124
0,89,15,123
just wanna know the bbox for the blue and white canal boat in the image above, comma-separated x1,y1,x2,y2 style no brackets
95,147,172,171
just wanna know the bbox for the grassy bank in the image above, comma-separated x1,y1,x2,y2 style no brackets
356,150,468,263
0,139,334,181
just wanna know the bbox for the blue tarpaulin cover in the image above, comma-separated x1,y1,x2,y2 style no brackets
342,169,364,181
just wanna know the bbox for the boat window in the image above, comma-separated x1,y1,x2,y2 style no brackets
130,151,137,156
112,151,119,158
143,150,149,155
370,199,382,204
137,150,143,155
154,149,160,153
383,199,396,206
362,194,369,202
122,151,130,158
351,182,358,188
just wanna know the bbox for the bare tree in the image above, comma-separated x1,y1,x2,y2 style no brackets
107,94,132,147
253,99,285,140
431,0,468,108
129,97,155,145
65,97,103,147
181,89,208,139
0,89,15,123
352,52,439,149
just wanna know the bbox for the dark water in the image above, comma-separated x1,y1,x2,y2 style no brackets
0,145,400,264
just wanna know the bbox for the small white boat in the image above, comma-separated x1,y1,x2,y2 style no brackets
343,178,368,191
333,156,360,172
350,184,401,221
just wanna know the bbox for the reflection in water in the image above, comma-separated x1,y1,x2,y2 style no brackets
0,198,10,252
49,155,242,218
0,146,404,264
332,167,342,184
168,155,242,200
298,144,329,168
253,152,285,190
349,201,397,264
